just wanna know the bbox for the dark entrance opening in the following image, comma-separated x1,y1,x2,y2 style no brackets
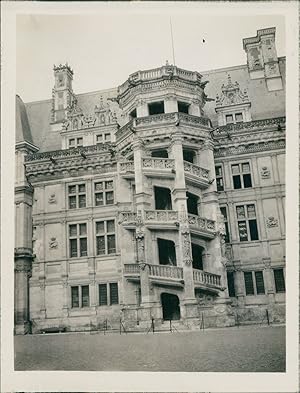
192,243,204,270
187,192,199,215
161,293,180,320
183,149,195,163
158,238,177,266
148,101,165,115
154,186,172,210
178,101,190,114
151,149,168,158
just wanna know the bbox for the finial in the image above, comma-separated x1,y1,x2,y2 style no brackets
166,60,169,66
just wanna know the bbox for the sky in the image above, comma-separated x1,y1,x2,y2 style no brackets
16,5,286,103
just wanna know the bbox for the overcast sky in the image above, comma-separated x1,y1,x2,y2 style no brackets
16,5,285,103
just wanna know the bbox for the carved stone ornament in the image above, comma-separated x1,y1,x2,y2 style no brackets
48,193,57,204
215,74,249,108
262,258,271,269
49,237,58,249
260,166,271,179
266,216,278,228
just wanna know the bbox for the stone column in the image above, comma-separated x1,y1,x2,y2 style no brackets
132,138,149,211
169,132,187,211
14,255,32,334
262,258,275,304
136,99,148,117
233,266,245,306
164,95,178,113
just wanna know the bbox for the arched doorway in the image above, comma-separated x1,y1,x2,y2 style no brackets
161,293,180,320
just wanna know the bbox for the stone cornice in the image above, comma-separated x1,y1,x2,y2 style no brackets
214,139,285,157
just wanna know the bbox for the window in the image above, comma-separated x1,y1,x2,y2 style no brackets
220,206,230,243
226,114,234,124
244,272,254,295
227,272,236,297
191,244,204,270
187,192,199,215
68,184,86,209
273,268,285,293
225,113,243,124
178,101,190,114
236,204,259,241
244,271,265,295
148,101,164,115
96,133,111,144
235,113,243,123
96,220,116,255
68,137,83,148
183,149,195,163
71,285,90,308
231,162,252,189
94,180,114,206
69,223,88,258
215,165,224,191
158,238,177,266
98,282,119,306
154,186,172,210
151,149,168,158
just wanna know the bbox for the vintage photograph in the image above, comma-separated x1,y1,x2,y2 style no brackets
14,10,287,372
1,1,298,391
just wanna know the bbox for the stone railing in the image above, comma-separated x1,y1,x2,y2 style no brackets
119,161,134,172
216,116,285,135
25,143,114,162
142,158,175,170
193,269,221,288
145,210,179,222
183,161,209,180
118,212,137,224
188,214,216,233
134,112,211,129
149,264,183,280
124,263,140,275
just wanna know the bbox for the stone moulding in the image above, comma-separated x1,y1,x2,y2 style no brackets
214,139,285,157
215,116,285,135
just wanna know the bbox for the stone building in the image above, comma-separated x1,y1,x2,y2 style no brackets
15,27,286,334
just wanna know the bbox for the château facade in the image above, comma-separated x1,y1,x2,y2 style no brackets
15,27,286,334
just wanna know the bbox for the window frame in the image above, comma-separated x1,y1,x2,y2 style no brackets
96,132,111,144
231,161,252,189
67,182,87,209
95,219,116,256
225,112,244,124
68,137,83,148
94,179,115,207
273,268,286,293
215,165,224,191
68,222,88,258
243,270,265,296
236,203,259,242
71,284,90,308
148,101,165,115
98,282,119,306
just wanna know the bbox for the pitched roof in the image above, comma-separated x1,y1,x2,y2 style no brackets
16,95,34,145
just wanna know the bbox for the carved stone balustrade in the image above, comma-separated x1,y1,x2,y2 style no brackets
123,263,184,287
142,158,175,178
118,212,137,229
188,214,216,239
183,161,210,187
193,269,222,292
119,161,135,179
144,210,179,229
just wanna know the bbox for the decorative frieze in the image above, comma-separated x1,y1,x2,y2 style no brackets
145,210,179,222
215,116,285,134
188,214,216,234
142,157,175,170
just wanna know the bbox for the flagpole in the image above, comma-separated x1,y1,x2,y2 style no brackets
170,17,176,65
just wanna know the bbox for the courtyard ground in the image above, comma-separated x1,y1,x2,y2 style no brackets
14,324,285,372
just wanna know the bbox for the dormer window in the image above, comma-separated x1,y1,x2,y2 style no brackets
69,137,83,148
226,114,234,124
225,113,244,124
148,101,164,115
178,101,190,114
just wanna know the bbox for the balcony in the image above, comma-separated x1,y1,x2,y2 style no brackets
124,263,184,287
119,161,135,179
144,210,179,230
188,214,216,239
142,158,175,178
183,161,210,188
193,269,223,292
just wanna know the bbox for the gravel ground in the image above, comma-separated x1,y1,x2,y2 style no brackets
15,325,285,372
